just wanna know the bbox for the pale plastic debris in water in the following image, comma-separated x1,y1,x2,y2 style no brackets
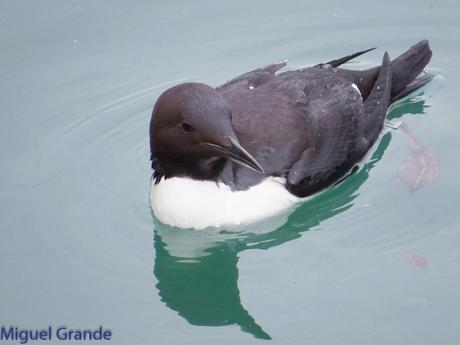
395,122,440,192
399,249,428,269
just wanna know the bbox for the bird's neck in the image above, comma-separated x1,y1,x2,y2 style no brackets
152,155,227,183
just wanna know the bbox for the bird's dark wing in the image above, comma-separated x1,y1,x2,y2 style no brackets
286,75,364,197
216,61,287,94
218,45,375,93
361,52,392,145
287,53,393,197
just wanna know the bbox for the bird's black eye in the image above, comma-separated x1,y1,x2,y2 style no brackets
181,122,194,134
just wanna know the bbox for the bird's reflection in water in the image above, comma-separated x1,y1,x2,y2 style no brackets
152,94,438,339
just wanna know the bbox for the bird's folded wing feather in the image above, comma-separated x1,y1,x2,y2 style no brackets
216,62,287,93
287,80,364,196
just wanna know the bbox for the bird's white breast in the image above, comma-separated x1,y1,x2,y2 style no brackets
149,176,299,229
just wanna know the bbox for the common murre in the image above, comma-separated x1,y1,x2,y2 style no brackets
149,40,433,229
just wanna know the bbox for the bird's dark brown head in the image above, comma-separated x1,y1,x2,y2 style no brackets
150,82,264,180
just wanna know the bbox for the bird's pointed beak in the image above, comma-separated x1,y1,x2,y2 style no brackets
204,136,265,174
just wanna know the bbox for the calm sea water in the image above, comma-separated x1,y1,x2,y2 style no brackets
1,1,459,344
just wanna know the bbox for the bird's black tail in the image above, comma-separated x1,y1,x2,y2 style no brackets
334,40,433,102
373,40,433,102
389,40,433,101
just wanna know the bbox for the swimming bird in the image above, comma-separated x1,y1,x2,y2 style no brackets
149,40,433,229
